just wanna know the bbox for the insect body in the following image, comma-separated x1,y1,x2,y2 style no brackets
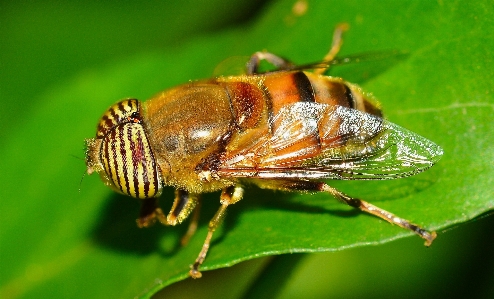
85,26,443,278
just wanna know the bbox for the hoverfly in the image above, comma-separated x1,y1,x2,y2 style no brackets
85,24,443,278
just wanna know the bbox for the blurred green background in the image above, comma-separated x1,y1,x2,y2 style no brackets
1,0,493,298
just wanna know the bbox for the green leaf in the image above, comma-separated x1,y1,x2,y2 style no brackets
1,1,493,298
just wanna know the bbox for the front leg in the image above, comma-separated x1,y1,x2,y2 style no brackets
136,197,167,228
136,190,200,240
168,189,201,246
167,189,200,225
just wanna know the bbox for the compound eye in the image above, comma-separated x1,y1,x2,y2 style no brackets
87,99,162,199
100,121,162,199
96,99,141,138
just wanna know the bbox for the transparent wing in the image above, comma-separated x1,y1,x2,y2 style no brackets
212,50,407,76
218,102,443,180
280,50,408,72
212,55,251,77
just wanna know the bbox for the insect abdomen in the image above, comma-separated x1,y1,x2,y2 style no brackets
230,71,385,166
263,71,382,118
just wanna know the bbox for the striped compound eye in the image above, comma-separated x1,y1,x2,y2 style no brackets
85,99,162,199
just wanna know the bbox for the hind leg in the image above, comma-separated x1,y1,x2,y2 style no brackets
257,179,437,246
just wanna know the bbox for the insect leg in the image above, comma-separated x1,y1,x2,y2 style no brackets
136,197,167,228
246,52,295,75
167,189,200,226
281,180,437,246
180,199,201,246
189,185,244,279
313,23,349,75
136,190,200,228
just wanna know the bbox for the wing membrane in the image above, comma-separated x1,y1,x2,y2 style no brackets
284,50,408,72
218,102,443,180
